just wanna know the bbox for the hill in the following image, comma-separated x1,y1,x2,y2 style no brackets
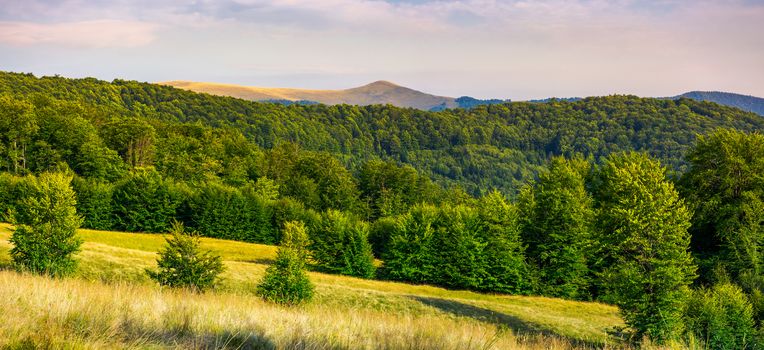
2,71,763,195
161,80,460,110
0,224,625,349
674,91,764,116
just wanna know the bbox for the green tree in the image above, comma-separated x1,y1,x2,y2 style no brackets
0,96,38,174
685,283,757,349
72,177,115,231
309,210,375,278
100,117,156,168
520,157,593,299
591,153,696,343
146,221,225,292
257,221,314,304
430,204,486,290
476,190,531,294
10,172,82,276
679,130,764,283
380,205,438,283
111,168,179,233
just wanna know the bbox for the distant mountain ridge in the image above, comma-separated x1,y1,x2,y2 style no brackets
673,91,764,116
161,80,510,111
161,80,763,116
161,80,460,110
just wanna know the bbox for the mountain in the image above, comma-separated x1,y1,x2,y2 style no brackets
161,80,459,110
674,91,764,116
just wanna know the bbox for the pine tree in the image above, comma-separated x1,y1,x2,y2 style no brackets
146,221,225,292
257,221,314,305
10,172,82,277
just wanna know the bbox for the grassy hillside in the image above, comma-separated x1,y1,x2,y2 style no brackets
0,224,626,349
161,80,458,110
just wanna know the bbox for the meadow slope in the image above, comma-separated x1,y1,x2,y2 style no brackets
0,224,626,349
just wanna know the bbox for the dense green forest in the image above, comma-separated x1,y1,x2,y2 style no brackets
1,71,762,195
2,71,764,346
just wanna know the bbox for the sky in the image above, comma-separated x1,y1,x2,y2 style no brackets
0,0,762,100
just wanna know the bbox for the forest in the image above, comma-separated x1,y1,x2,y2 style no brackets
1,71,764,347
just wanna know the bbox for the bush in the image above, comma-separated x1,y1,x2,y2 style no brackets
10,172,82,277
146,221,225,292
685,283,757,349
257,221,314,305
309,210,375,278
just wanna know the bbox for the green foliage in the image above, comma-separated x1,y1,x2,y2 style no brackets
685,283,757,349
72,177,115,230
382,199,530,294
591,153,696,343
9,172,82,277
520,157,593,299
111,168,180,233
476,191,531,294
146,221,225,292
359,159,439,219
184,181,276,243
309,210,376,278
257,221,314,304
680,130,764,284
380,205,438,283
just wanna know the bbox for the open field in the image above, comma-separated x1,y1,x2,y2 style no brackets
0,224,628,349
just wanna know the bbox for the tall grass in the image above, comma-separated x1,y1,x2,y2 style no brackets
0,223,631,349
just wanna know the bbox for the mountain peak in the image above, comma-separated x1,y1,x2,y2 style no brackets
362,80,401,89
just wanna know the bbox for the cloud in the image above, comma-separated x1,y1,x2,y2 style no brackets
0,20,158,48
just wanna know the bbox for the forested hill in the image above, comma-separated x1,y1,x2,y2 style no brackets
1,71,762,194
675,91,764,116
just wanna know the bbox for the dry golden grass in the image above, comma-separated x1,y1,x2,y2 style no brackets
0,223,632,349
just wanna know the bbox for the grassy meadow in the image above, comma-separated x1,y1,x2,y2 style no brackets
0,223,630,349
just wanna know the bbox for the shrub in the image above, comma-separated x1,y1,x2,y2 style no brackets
10,172,82,277
146,221,225,292
685,283,757,349
257,221,314,305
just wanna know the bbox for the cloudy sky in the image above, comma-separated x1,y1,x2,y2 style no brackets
0,0,762,100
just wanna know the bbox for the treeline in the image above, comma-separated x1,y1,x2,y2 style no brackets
1,71,763,194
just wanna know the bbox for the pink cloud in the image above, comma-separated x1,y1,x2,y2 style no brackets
0,20,158,48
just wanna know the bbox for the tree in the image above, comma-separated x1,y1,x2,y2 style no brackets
257,221,314,304
72,177,115,231
591,153,696,343
380,205,438,283
476,190,531,294
100,117,156,168
430,204,486,290
309,210,375,278
520,157,593,299
111,168,179,233
685,283,757,349
10,172,82,276
0,96,38,174
146,221,225,292
679,130,764,283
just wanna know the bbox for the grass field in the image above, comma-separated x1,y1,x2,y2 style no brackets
0,223,630,349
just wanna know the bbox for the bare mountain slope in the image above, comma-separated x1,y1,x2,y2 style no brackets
160,80,458,110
